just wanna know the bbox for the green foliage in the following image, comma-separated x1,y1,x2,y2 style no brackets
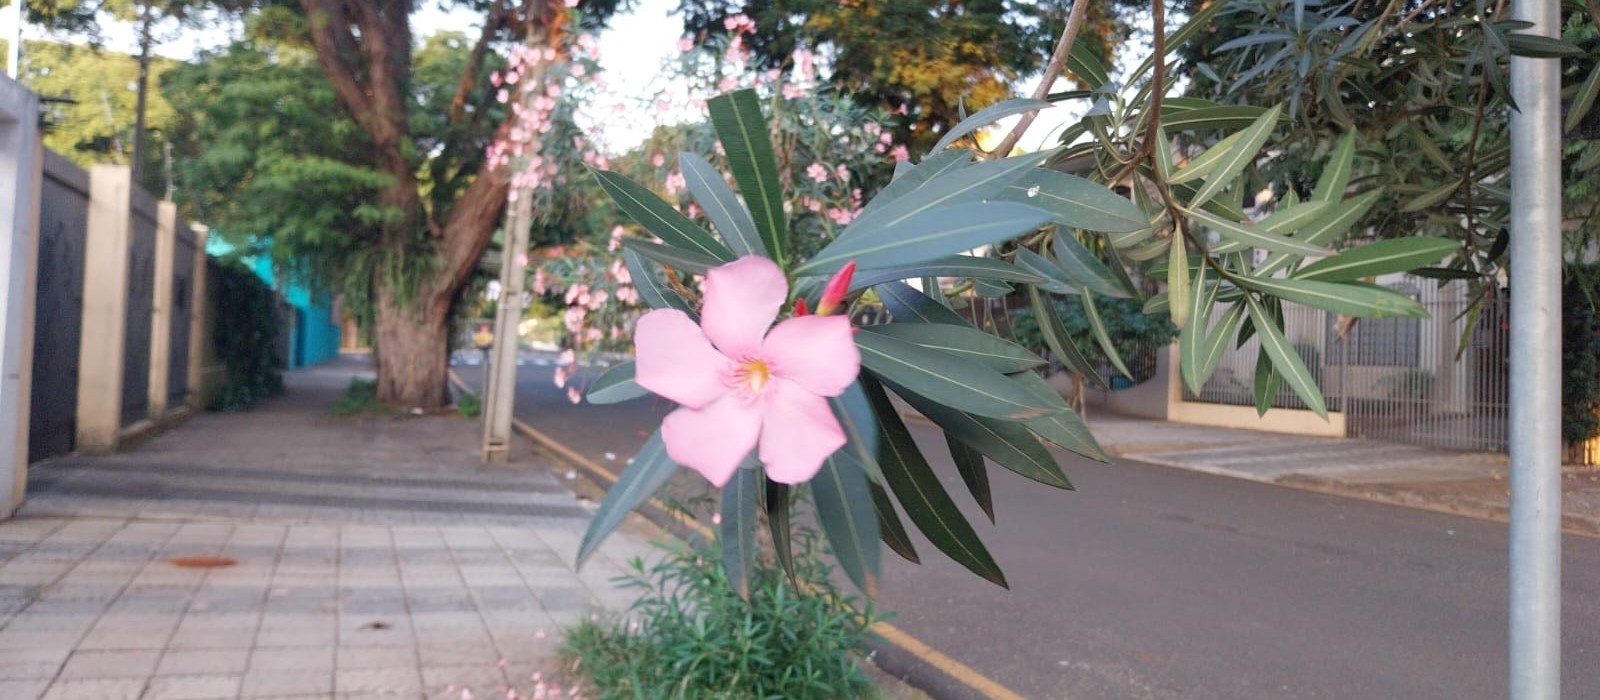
561,533,879,700
210,260,284,411
1011,293,1179,385
329,378,394,417
1564,266,1600,444
455,391,481,418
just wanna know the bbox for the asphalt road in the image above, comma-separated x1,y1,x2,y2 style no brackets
461,354,1600,700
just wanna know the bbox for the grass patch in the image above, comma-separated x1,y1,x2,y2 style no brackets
455,391,481,418
561,532,881,700
329,378,393,417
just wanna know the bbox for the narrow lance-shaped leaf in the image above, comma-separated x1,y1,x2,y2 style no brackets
946,436,994,523
592,169,732,261
845,255,1047,292
1293,237,1457,282
720,466,759,599
856,150,972,222
998,169,1148,234
1253,347,1281,416
800,202,1051,276
620,238,721,275
1053,230,1134,298
1256,189,1385,276
1178,263,1216,394
1187,208,1330,257
1168,235,1192,328
707,89,786,263
585,361,647,404
1081,292,1131,379
862,379,1008,587
1311,132,1356,203
1234,275,1427,318
869,480,919,564
842,150,1051,239
622,249,695,316
812,453,882,595
876,281,967,325
1013,246,1077,295
1009,369,1107,463
764,480,794,584
1244,294,1326,417
576,431,677,568
895,382,1072,488
931,97,1052,153
862,324,1045,374
827,382,882,483
1193,303,1246,395
856,330,1059,420
1167,130,1245,185
679,152,763,257
1028,286,1109,391
1188,104,1282,208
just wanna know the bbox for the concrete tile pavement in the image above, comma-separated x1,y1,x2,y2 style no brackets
1085,414,1600,534
2,357,660,700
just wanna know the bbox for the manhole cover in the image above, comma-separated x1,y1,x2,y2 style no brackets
167,555,238,569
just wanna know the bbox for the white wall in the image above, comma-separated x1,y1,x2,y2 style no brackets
0,75,41,518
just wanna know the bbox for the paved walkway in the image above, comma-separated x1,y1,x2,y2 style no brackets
3,358,652,700
1085,415,1600,535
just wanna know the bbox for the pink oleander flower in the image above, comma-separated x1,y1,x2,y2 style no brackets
634,256,860,486
890,144,910,162
806,162,829,183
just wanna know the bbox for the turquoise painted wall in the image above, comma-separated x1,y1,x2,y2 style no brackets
206,238,341,369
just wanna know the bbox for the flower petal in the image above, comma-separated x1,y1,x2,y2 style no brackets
661,395,762,487
758,380,846,484
762,315,860,397
702,256,787,358
634,309,730,409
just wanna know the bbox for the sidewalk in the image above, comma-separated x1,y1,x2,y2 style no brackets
2,357,653,700
1085,414,1600,536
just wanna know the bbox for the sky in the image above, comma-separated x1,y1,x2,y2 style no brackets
13,0,1094,156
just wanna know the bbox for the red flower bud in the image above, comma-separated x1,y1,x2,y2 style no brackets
816,261,856,316
793,297,810,316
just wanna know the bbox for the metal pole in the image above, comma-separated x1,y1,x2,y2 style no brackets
1508,0,1563,695
5,0,21,78
481,192,531,463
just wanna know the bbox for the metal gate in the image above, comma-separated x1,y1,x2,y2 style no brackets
1183,278,1511,452
28,152,88,462
121,192,158,426
168,224,196,405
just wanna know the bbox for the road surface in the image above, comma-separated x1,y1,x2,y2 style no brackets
458,354,1600,700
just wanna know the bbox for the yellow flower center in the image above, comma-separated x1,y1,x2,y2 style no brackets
731,357,772,396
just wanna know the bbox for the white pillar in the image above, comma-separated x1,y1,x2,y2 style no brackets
0,76,40,517
148,201,176,419
76,166,134,454
481,192,531,463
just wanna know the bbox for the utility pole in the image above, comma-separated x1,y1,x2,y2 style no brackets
481,190,531,463
1507,0,1563,697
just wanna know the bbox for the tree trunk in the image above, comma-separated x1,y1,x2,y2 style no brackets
372,286,450,409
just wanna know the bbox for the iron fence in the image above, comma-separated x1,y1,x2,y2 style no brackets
28,151,88,462
1183,279,1510,452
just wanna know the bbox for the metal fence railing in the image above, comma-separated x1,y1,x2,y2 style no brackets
1183,280,1510,453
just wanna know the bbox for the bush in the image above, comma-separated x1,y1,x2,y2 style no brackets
210,260,284,411
456,391,481,418
1564,266,1600,445
562,532,880,700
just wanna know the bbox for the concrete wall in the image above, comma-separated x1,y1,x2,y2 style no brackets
0,75,42,518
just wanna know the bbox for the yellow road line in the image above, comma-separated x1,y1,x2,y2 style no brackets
449,369,1030,700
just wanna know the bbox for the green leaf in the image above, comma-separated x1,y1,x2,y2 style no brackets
1053,231,1134,298
946,436,994,523
862,324,1045,374
843,150,1051,239
799,202,1051,275
1235,275,1427,318
869,480,919,564
576,431,677,568
1565,60,1600,133
678,152,763,258
1027,286,1108,391
1399,180,1460,213
622,250,695,316
1012,246,1078,295
931,97,1051,153
1067,41,1109,89
1161,105,1279,132
1143,291,1169,315
585,361,647,404
707,90,787,262
592,169,732,261
1168,236,1192,329
1081,292,1131,379
895,383,1072,489
856,150,972,222
620,238,722,275
1178,264,1217,394
1153,126,1175,179
846,255,1047,291
863,379,1007,587
1187,207,1330,256
1167,130,1245,185
1187,105,1282,208
1256,189,1385,276
1253,348,1281,416
856,330,1058,420
1311,132,1356,202
1210,201,1330,254
875,281,968,325
720,466,759,599
765,480,794,584
828,382,882,483
1196,303,1245,395
812,453,882,595
1011,370,1107,463
1505,32,1583,57
998,169,1148,233
1244,295,1326,417
1294,237,1457,282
